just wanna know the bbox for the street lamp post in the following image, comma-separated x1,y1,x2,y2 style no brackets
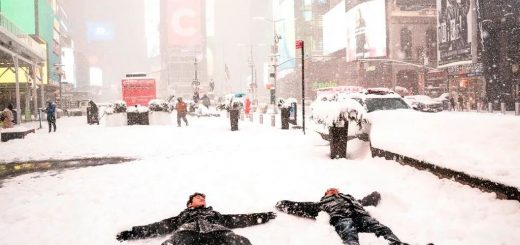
192,58,200,97
54,64,65,110
253,17,285,113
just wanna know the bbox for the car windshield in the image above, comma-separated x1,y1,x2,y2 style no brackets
365,98,410,112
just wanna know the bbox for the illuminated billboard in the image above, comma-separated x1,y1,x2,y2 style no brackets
145,0,161,58
345,0,387,62
323,0,346,55
273,0,296,72
167,0,203,46
86,22,115,42
437,0,473,66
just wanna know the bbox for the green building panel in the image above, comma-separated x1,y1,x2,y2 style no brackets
0,0,36,34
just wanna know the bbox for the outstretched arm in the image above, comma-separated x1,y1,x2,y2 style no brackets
275,200,320,219
358,191,381,207
116,216,179,242
221,212,277,229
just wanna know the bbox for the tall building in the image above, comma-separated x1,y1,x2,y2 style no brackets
479,0,520,108
160,0,207,100
0,0,64,120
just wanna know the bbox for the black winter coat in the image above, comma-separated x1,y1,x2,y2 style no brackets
123,206,274,240
276,192,381,225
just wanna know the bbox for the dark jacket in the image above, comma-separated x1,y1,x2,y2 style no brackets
45,103,56,120
122,206,274,240
276,192,381,225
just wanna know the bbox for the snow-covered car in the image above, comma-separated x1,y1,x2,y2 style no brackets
312,88,411,142
404,95,444,112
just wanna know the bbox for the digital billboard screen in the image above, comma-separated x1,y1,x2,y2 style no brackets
167,0,203,47
86,22,115,43
323,1,346,55
345,0,387,62
273,0,296,72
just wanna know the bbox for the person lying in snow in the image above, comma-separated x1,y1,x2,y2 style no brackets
276,188,407,245
116,192,276,245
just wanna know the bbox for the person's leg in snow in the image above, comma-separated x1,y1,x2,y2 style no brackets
176,114,182,127
162,231,251,245
354,216,403,245
182,115,188,126
334,218,360,245
162,231,198,245
214,231,252,245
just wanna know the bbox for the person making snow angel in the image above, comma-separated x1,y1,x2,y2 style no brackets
116,192,277,245
276,188,407,245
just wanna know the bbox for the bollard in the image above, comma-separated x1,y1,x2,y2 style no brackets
259,114,263,124
476,102,481,112
271,114,276,127
501,103,506,114
249,114,253,122
515,102,520,116
488,102,493,113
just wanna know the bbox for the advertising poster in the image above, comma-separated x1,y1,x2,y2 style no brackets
437,0,473,66
345,0,387,62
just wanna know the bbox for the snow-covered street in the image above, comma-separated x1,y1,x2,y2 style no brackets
1,115,519,245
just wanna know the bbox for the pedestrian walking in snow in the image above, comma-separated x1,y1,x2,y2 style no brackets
175,98,189,127
458,96,464,111
276,188,407,245
201,94,211,109
87,100,99,125
116,192,277,245
44,101,57,132
449,97,456,111
244,97,251,117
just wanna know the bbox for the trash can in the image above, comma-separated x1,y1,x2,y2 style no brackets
329,123,348,159
127,112,149,125
230,109,239,131
281,107,289,130
288,102,297,125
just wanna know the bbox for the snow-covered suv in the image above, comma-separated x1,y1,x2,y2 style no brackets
312,88,411,142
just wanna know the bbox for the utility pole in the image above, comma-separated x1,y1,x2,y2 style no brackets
296,40,305,135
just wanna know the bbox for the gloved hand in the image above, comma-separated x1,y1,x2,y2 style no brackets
116,230,133,241
275,200,289,211
267,211,277,220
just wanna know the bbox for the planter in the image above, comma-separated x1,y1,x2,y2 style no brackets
105,113,128,127
149,111,173,125
127,112,149,125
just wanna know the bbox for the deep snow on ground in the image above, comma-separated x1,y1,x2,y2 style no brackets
0,114,519,245
368,110,520,188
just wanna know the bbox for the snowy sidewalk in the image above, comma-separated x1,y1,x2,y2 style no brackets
0,115,519,244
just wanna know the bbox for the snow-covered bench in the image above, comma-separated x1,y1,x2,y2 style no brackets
1,127,35,142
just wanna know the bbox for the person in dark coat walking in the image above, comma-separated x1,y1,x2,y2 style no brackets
276,188,406,245
201,94,211,109
44,101,57,132
87,100,99,125
116,192,277,245
449,97,456,111
457,96,464,111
